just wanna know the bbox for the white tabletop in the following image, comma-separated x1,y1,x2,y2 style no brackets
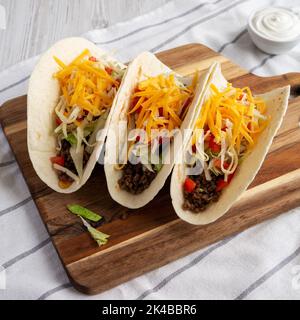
0,0,170,71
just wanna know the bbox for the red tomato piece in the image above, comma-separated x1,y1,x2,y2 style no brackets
184,177,196,193
89,56,97,62
105,66,113,75
216,173,234,192
214,159,229,170
50,156,65,167
55,117,62,125
228,172,235,183
216,179,228,192
209,136,221,153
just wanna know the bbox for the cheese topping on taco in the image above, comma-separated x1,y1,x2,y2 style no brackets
51,49,125,188
183,83,269,212
117,73,197,194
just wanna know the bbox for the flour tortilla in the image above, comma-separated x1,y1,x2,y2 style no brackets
27,37,126,193
104,52,217,208
171,62,290,225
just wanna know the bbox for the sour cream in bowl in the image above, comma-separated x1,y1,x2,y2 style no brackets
248,7,300,54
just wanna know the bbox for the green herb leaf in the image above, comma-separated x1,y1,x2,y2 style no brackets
67,204,102,222
80,217,109,247
65,134,77,146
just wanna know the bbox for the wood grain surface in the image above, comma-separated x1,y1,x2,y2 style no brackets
1,43,300,295
0,0,170,71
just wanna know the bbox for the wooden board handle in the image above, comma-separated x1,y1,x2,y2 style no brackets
231,72,300,100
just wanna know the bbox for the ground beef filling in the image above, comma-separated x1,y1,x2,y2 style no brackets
57,140,90,183
118,163,157,194
183,173,221,213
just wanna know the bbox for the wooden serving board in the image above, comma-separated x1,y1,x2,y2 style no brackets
1,44,300,295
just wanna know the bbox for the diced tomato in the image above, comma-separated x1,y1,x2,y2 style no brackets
204,133,210,142
216,179,228,192
184,177,196,193
89,56,97,62
209,135,221,153
216,173,235,192
50,156,65,166
214,159,229,170
223,161,230,170
192,144,196,153
136,135,140,142
105,66,113,75
228,172,235,183
55,117,62,125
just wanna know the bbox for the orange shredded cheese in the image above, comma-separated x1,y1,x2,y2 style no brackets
127,73,196,140
53,49,120,118
193,83,269,154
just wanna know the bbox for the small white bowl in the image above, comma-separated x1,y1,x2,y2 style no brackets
247,8,300,55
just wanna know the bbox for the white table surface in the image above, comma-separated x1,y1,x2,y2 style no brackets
0,0,170,71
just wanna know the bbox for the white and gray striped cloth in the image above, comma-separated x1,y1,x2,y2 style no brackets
1,0,300,300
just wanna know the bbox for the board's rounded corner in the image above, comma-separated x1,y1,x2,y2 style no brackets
66,268,99,295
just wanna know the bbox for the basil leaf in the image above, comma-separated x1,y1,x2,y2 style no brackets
67,204,102,222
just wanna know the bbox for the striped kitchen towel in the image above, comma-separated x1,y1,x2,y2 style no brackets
1,0,300,300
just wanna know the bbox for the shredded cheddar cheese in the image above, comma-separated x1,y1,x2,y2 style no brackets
114,73,197,171
53,49,120,119
127,73,196,140
192,83,269,155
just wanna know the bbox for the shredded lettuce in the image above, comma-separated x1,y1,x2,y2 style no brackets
80,217,109,247
65,134,77,146
67,204,102,222
84,123,96,137
70,144,84,177
154,162,163,172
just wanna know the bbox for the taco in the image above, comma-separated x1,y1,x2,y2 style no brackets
171,62,290,225
104,52,216,208
27,37,126,193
